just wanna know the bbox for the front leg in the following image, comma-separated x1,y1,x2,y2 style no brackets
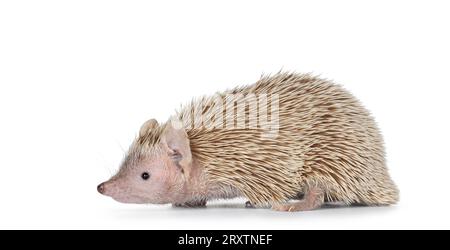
172,199,207,208
245,201,255,208
272,187,324,212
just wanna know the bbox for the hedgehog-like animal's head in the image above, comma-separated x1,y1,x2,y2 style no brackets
97,118,193,204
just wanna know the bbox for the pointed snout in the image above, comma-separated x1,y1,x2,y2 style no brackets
97,182,105,194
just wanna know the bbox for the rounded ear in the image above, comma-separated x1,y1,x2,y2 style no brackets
161,121,192,180
139,119,159,137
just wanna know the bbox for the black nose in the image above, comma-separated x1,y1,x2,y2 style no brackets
97,183,105,194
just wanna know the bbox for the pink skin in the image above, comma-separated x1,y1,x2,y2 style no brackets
99,149,185,204
97,120,209,206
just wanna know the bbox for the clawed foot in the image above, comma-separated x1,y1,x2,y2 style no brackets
245,201,255,208
272,187,324,212
173,200,207,208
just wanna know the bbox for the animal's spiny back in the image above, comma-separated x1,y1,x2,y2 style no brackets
170,72,399,205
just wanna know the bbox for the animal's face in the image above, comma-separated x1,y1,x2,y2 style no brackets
97,146,186,204
98,119,193,204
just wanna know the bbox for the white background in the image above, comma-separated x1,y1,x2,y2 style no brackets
1,0,449,229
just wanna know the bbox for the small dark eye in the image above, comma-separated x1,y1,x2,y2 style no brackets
141,172,150,180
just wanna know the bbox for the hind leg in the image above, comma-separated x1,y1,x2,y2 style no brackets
272,187,324,212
